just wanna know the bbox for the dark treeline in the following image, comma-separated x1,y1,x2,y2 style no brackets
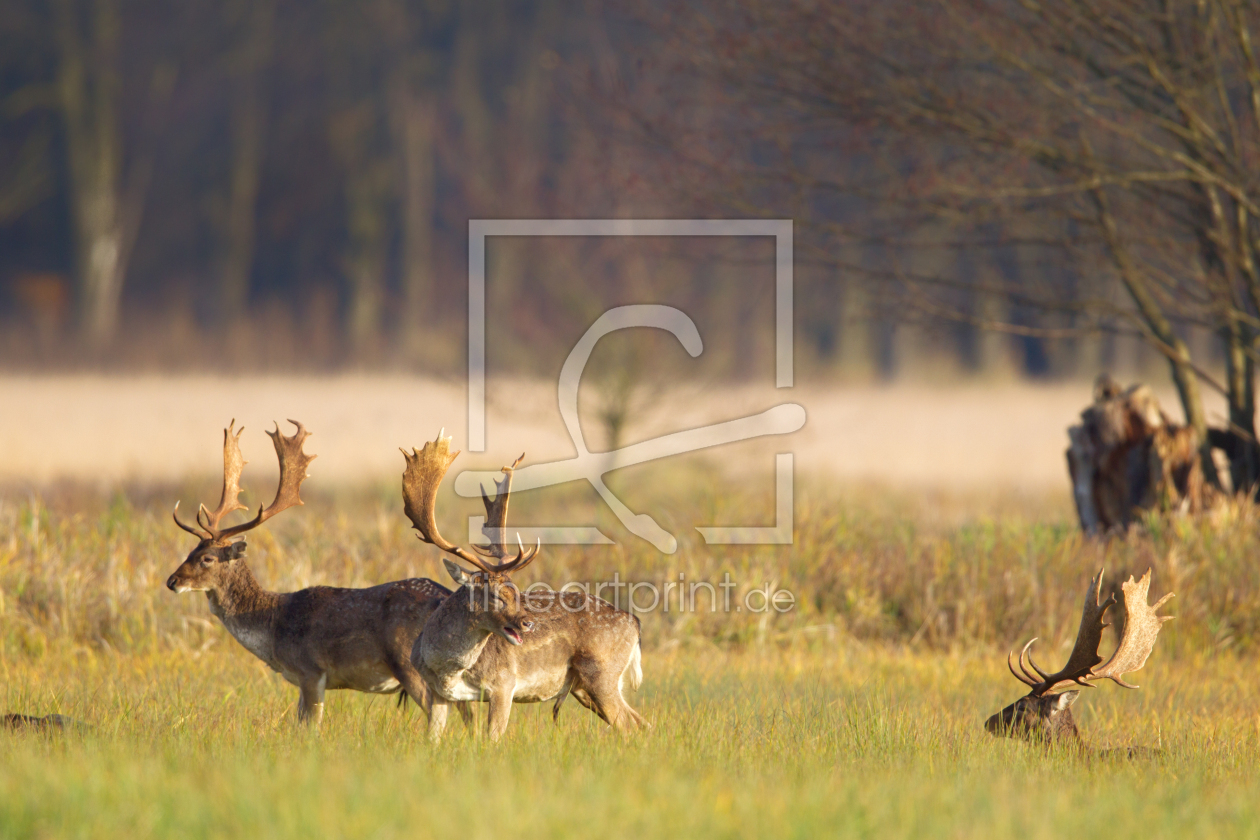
0,0,682,373
0,0,1180,382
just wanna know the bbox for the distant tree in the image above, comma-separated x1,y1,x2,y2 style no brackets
51,0,168,347
377,0,443,353
0,107,53,226
216,0,276,321
652,0,1260,492
323,0,395,356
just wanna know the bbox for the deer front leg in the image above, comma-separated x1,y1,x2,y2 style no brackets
297,674,327,726
552,670,576,723
387,657,435,722
427,699,450,743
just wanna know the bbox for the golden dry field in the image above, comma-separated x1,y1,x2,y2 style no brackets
1,378,1256,839
0,375,1212,489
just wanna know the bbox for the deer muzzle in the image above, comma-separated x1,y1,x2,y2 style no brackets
501,626,523,646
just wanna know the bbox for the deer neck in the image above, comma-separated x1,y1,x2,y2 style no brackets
1049,708,1083,746
420,589,497,675
1033,711,1087,754
205,563,283,664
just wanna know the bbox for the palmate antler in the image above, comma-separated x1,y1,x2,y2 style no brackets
1008,568,1174,696
173,420,316,544
400,431,539,575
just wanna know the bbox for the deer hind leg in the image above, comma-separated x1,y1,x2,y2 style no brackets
552,670,577,723
552,673,598,722
594,681,646,731
387,657,437,724
570,686,596,711
487,689,515,742
297,674,327,726
574,657,644,732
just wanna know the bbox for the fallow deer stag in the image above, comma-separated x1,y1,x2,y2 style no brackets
986,568,1173,754
167,420,467,726
401,432,646,741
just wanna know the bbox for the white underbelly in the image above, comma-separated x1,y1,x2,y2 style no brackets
435,670,567,703
437,673,486,702
512,670,567,703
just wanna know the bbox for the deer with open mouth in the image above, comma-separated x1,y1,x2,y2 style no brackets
401,431,647,742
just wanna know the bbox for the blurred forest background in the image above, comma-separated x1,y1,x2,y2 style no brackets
0,0,1253,415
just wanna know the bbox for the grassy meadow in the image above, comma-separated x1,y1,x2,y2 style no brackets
3,478,1260,838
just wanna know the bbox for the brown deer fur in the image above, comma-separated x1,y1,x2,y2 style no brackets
168,546,455,724
401,433,646,742
985,690,1082,745
987,569,1172,756
167,420,469,726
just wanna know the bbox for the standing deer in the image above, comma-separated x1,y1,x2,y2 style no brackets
167,420,468,727
400,432,647,741
986,568,1173,754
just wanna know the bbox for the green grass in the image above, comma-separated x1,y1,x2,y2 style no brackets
3,484,1260,838
4,645,1260,839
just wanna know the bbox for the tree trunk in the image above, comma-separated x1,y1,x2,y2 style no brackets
329,106,391,356
342,160,389,354
346,249,385,351
0,130,53,224
53,0,147,349
390,84,435,341
1089,185,1218,488
218,0,275,320
838,280,873,379
1224,324,1260,494
975,290,1015,379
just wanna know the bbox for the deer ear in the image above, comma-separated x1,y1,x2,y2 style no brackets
226,541,247,560
442,558,475,587
1053,691,1080,712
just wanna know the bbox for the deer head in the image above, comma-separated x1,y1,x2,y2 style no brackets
984,689,1082,742
400,431,540,646
166,420,315,593
986,568,1173,745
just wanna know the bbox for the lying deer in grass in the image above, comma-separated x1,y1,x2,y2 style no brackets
3,714,87,733
986,568,1173,755
401,432,646,741
167,420,468,726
